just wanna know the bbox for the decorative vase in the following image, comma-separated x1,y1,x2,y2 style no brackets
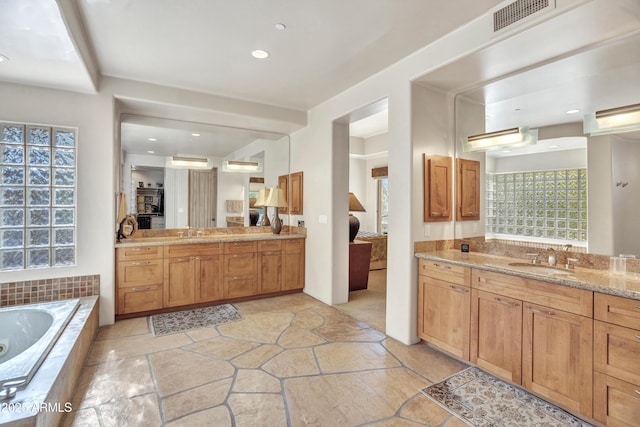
349,214,360,242
271,208,282,234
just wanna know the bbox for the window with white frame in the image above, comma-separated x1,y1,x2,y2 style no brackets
0,122,77,270
377,177,388,234
486,169,587,244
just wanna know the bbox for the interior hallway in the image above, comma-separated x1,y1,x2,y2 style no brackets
336,269,388,333
62,292,468,427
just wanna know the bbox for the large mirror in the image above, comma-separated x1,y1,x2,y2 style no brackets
454,33,640,257
120,114,289,230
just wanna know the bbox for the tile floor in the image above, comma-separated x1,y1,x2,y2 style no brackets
62,292,469,427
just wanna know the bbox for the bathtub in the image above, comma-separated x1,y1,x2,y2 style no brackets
0,299,79,397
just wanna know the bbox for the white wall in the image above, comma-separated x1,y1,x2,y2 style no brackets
612,136,640,257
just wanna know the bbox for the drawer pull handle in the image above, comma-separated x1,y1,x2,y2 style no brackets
132,287,151,291
433,263,451,270
131,261,151,266
495,297,519,307
430,212,444,216
636,305,640,309
449,285,469,293
467,212,479,216
636,335,640,340
526,306,555,316
636,390,640,396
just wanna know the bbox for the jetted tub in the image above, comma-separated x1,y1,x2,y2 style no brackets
0,299,79,397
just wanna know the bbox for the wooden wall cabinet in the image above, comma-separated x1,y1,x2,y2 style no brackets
423,154,452,222
417,259,471,360
278,174,289,214
289,171,303,215
456,158,480,221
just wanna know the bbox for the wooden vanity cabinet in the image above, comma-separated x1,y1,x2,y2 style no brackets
593,293,640,426
163,244,222,307
116,245,164,315
282,238,305,291
470,289,522,384
423,154,452,222
472,269,593,417
223,241,258,298
417,259,471,360
258,240,282,294
456,158,480,221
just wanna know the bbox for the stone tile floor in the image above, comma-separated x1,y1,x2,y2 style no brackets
62,293,469,427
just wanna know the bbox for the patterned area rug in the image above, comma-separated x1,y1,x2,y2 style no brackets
421,367,593,427
148,304,242,336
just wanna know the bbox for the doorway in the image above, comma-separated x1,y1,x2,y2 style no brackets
189,169,218,227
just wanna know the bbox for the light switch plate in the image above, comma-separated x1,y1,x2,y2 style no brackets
319,215,328,224
424,224,430,237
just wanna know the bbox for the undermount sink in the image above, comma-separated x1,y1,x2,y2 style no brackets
507,262,573,276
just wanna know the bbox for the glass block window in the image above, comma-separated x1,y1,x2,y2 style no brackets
486,169,587,244
1,122,76,270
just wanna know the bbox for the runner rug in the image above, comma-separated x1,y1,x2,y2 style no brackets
148,304,242,336
421,367,593,427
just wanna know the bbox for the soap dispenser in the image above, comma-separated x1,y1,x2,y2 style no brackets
547,248,556,266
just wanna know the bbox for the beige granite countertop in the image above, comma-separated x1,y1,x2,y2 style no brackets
115,233,305,248
416,250,640,301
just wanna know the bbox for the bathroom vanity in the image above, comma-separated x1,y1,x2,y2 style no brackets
115,232,305,318
416,250,640,426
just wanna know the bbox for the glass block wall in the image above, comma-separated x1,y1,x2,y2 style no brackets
1,122,76,270
486,169,587,243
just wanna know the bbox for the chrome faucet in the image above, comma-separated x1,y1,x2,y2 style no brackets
527,253,541,264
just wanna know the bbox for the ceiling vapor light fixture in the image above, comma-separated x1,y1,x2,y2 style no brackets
251,49,269,59
566,109,580,114
222,160,262,173
463,127,538,152
0,54,9,63
584,103,640,136
275,23,286,30
148,138,157,141
167,156,212,169
191,133,200,137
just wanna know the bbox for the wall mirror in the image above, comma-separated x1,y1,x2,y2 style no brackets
454,33,640,257
120,114,289,230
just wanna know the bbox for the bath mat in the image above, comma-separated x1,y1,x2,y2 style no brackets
421,367,593,427
148,304,242,336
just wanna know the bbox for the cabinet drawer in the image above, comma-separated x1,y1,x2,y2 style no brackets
594,372,640,427
117,283,163,314
224,241,258,254
595,293,640,330
224,253,257,276
116,245,162,261
224,276,257,299
258,240,282,252
117,259,163,288
283,239,304,253
472,269,592,317
594,320,640,385
164,243,220,258
418,259,469,286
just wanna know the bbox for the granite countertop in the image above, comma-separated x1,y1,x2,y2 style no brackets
115,233,305,248
415,250,640,301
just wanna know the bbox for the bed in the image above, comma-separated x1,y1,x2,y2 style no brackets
355,231,387,270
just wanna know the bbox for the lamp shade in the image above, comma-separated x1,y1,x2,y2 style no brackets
264,187,288,208
253,188,268,207
348,192,366,212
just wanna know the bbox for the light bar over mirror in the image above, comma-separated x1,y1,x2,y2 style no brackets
166,156,212,169
222,160,262,172
463,127,538,152
584,103,640,136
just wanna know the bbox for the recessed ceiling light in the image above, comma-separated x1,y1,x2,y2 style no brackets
548,145,559,148
147,150,155,154
192,133,200,137
148,138,157,141
275,23,286,30
566,109,580,114
0,54,8,63
251,49,270,59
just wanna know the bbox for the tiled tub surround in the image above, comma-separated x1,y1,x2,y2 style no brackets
0,275,100,307
414,250,640,300
0,296,98,427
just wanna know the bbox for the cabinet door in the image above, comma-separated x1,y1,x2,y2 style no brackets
594,372,640,427
258,251,282,294
163,257,195,307
470,289,522,384
418,276,470,360
522,303,593,416
117,259,163,288
195,255,223,303
282,240,305,291
423,154,452,222
594,320,640,385
278,174,289,214
289,171,303,215
456,158,480,221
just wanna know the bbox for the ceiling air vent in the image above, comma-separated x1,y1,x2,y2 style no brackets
493,0,552,32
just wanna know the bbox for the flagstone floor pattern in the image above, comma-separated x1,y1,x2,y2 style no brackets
63,293,470,426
